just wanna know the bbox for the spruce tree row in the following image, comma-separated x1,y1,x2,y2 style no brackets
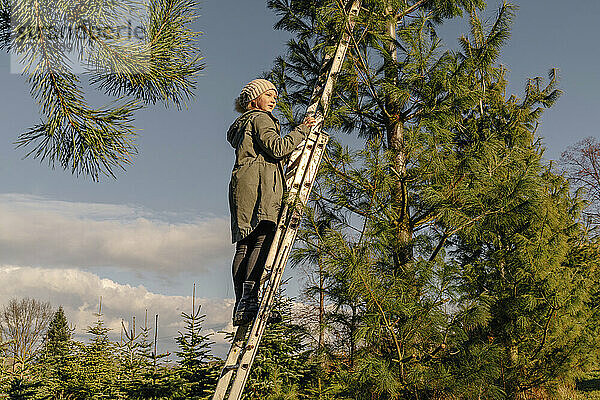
0,303,221,399
0,292,313,400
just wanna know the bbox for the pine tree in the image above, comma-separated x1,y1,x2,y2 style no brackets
270,0,502,397
268,0,599,398
0,0,203,180
269,0,485,265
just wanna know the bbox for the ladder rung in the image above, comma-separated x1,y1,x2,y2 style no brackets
211,2,361,398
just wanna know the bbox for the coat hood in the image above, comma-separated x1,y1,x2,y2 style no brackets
227,110,277,149
227,111,256,149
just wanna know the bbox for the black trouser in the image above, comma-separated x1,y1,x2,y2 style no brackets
232,221,276,306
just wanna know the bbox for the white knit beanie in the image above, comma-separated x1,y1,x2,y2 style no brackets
235,79,278,112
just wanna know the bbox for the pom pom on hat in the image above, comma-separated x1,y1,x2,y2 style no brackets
235,79,277,112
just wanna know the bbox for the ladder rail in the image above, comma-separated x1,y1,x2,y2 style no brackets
212,131,326,400
226,132,329,399
211,324,250,400
308,0,361,118
211,1,362,398
286,0,362,182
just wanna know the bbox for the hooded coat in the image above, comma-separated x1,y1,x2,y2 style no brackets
227,110,309,243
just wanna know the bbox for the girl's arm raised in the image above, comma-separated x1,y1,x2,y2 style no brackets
253,113,309,159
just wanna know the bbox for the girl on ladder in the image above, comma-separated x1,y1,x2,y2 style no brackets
227,79,315,326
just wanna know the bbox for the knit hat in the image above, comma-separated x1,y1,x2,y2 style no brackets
235,79,278,113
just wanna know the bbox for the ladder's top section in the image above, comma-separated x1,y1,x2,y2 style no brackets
306,0,362,119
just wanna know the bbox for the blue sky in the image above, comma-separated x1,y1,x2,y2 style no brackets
0,0,598,356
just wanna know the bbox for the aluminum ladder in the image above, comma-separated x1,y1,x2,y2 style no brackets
211,2,361,399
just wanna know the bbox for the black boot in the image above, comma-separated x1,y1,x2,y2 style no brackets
267,310,282,324
233,281,259,326
260,268,272,285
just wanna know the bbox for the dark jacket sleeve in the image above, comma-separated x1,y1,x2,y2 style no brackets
252,113,309,159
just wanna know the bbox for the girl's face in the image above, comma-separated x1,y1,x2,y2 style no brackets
251,90,277,112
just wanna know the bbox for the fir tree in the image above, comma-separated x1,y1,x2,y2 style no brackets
118,314,180,399
117,316,147,396
41,306,71,360
73,310,124,399
36,306,78,399
173,292,218,400
5,376,43,400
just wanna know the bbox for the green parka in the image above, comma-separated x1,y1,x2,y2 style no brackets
227,110,309,243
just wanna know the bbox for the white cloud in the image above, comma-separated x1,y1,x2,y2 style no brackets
0,266,236,357
0,194,232,273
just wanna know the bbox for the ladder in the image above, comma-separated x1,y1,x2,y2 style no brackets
212,2,361,399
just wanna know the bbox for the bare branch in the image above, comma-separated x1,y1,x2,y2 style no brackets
1,298,53,369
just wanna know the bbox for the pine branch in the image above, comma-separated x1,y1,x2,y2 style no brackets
395,0,430,22
354,254,403,363
8,0,203,179
0,0,9,49
90,0,204,108
347,29,389,119
428,233,448,262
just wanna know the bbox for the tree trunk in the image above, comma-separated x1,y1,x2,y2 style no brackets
317,258,326,399
318,256,325,351
349,304,358,368
385,6,412,267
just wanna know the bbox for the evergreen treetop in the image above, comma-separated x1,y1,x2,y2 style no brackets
174,292,218,400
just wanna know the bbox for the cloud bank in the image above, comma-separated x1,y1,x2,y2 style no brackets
0,194,232,273
0,266,235,357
